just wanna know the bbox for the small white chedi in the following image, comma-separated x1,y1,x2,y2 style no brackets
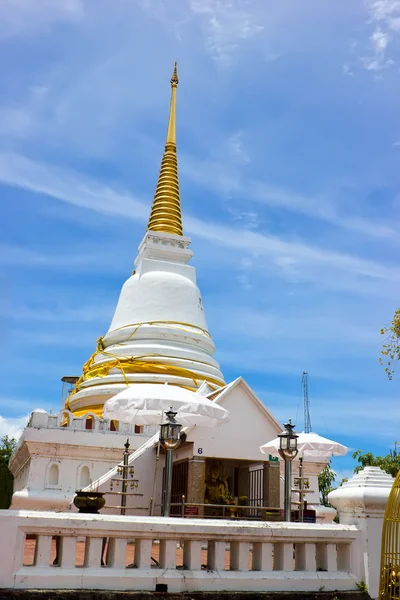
9,64,341,522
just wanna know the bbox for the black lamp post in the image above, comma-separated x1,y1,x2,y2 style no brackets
278,419,298,521
159,409,182,517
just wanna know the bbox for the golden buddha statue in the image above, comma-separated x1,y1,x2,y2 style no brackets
204,460,229,505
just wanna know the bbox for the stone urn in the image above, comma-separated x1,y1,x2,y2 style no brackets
73,490,106,514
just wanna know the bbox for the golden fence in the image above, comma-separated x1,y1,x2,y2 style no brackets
380,470,400,599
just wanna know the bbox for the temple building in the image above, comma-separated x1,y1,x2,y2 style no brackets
8,65,332,522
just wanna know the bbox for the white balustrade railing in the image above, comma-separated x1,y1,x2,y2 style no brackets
0,510,362,593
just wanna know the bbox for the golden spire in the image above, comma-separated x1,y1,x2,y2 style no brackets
147,62,183,237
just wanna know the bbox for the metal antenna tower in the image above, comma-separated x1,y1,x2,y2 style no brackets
302,371,312,433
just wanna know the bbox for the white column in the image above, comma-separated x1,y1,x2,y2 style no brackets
34,535,52,568
329,466,393,599
295,542,316,571
337,543,352,572
316,543,337,572
274,543,293,571
326,544,338,572
59,537,77,568
134,539,152,569
252,542,273,571
84,537,103,568
230,541,250,571
107,538,127,569
159,539,176,569
207,541,225,570
183,540,202,570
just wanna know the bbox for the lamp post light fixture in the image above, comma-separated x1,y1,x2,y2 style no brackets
278,419,298,522
159,408,182,517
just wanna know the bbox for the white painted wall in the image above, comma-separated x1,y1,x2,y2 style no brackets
187,379,282,462
9,410,157,513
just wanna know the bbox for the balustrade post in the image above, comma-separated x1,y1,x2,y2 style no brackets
274,543,293,571
134,539,152,569
295,542,316,571
252,542,273,571
84,537,103,568
207,541,225,570
326,543,338,572
337,542,352,572
106,538,127,569
183,540,202,570
58,536,77,568
34,535,52,568
230,541,250,571
316,543,337,572
159,539,176,569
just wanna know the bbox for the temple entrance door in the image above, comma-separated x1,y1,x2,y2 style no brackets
249,466,264,517
163,460,188,516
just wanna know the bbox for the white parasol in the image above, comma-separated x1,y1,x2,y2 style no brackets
260,431,348,461
103,383,229,427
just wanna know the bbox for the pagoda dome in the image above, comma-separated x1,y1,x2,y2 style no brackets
108,267,207,335
66,64,224,418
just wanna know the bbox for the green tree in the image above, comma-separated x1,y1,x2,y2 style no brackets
318,463,337,506
352,449,400,477
380,309,400,380
0,436,17,466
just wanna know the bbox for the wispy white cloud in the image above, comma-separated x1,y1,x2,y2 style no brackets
0,414,29,440
368,0,400,28
362,0,400,70
190,0,264,66
179,151,399,242
1,152,399,291
0,152,148,220
342,63,354,76
364,28,392,70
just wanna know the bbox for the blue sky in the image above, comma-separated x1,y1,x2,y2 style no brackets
1,0,400,481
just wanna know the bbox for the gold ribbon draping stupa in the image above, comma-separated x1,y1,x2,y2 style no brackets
65,320,223,412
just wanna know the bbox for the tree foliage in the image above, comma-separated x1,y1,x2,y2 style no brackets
318,463,337,506
352,449,400,477
380,308,400,380
0,436,17,466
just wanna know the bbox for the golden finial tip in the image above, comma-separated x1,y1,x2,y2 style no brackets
171,61,179,87
147,62,182,236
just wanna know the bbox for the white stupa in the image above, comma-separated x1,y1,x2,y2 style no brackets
67,62,225,418
9,64,343,523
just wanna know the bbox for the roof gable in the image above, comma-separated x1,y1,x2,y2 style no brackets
186,377,283,462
